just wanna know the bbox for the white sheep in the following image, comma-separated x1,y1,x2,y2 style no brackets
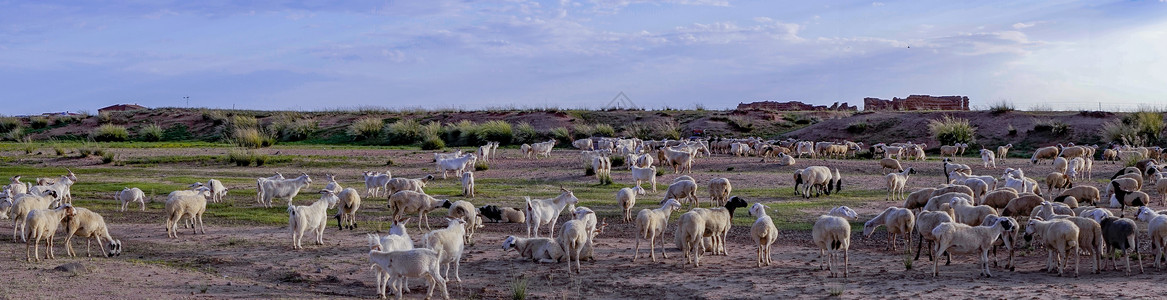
6,175,29,195
1024,218,1080,277
885,167,915,201
1049,215,1104,274
931,217,1015,277
774,152,796,166
913,209,954,263
259,173,312,208
502,235,564,263
1052,157,1069,174
205,179,227,203
422,218,466,283
707,178,731,207
812,206,856,278
433,150,463,162
368,218,414,295
321,174,342,193
386,175,433,196
63,207,122,257
949,198,998,226
633,198,682,262
254,172,284,205
662,147,694,174
461,171,475,198
388,190,449,231
1135,207,1167,270
23,204,76,262
289,190,338,249
363,171,391,198
749,203,778,267
863,207,915,252
677,210,708,267
366,246,449,300
688,197,748,256
165,186,210,238
330,188,361,230
114,187,146,212
997,143,1012,159
445,200,480,244
796,166,835,198
617,187,637,223
525,188,580,238
558,218,589,273
630,166,658,193
11,190,59,242
568,206,605,262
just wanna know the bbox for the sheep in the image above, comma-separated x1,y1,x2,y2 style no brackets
997,144,1013,159
363,171,391,198
1052,157,1069,174
617,187,637,223
913,209,954,263
461,171,475,198
436,154,477,179
205,179,227,203
690,196,748,256
1066,157,1087,179
6,175,29,195
1053,195,1080,209
63,207,122,258
633,199,683,262
568,207,606,263
525,188,580,238
366,246,449,300
950,198,998,226
940,143,965,159
591,155,612,183
422,217,468,283
114,187,146,212
974,148,995,168
1030,201,1074,220
1098,216,1143,275
1110,181,1150,218
444,200,480,244
981,189,1018,210
796,166,836,198
885,167,915,201
749,203,779,267
388,190,449,231
931,184,974,199
287,190,338,249
531,140,556,159
386,175,433,196
1045,172,1073,195
30,173,76,206
23,204,76,262
433,150,464,162
0,191,12,220
259,173,312,208
1155,173,1167,206
1106,175,1143,201
1031,146,1060,164
573,138,593,151
503,234,564,265
629,165,658,193
1102,148,1119,163
255,172,285,205
1049,215,1104,274
863,207,914,252
812,207,855,278
664,179,699,208
677,210,708,267
1058,186,1101,206
1002,194,1044,217
931,217,1016,277
774,152,796,166
663,147,694,174
333,188,361,230
366,219,415,295
11,190,59,242
558,218,589,273
708,178,732,207
479,205,525,223
923,192,973,212
903,188,938,211
1135,207,1167,270
1024,218,1080,276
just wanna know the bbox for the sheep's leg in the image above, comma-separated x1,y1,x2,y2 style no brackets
1047,248,1055,273
633,232,642,262
1073,245,1080,277
64,234,75,257
26,237,33,262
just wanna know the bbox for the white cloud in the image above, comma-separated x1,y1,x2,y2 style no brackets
1011,21,1047,29
872,2,885,7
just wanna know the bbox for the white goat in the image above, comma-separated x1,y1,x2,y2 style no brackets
422,218,467,283
260,173,312,208
289,190,338,249
115,187,146,212
524,188,580,238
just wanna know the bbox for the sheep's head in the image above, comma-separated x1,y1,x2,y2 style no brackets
725,196,748,215
999,218,1015,232
829,206,858,220
1136,207,1156,222
65,168,77,182
573,207,594,220
748,203,766,217
660,199,682,210
366,233,383,251
502,236,517,251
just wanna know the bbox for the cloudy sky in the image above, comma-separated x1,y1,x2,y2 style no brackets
2,0,1166,115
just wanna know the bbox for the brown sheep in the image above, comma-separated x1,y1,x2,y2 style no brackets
1031,146,1060,164
932,184,974,198
1002,194,1044,217
981,189,1019,210
1058,186,1101,206
1059,146,1088,160
880,158,904,173
903,188,937,211
1045,172,1073,195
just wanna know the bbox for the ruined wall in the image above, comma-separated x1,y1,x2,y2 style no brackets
863,95,969,111
736,101,857,111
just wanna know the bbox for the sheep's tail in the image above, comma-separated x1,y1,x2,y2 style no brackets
524,197,533,213
287,205,296,217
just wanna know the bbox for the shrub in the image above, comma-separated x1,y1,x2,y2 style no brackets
91,124,129,142
550,127,571,145
101,152,116,164
420,135,446,150
655,121,682,140
474,160,489,171
30,117,49,129
0,117,20,133
231,128,275,148
592,124,616,137
382,117,420,143
228,150,254,166
443,120,480,146
514,122,537,144
350,117,386,141
1129,111,1165,144
927,115,976,145
476,120,513,145
162,124,191,141
1033,119,1071,136
420,122,443,139
624,123,654,140
54,146,66,156
5,127,26,142
727,116,754,132
139,123,164,142
845,121,869,134
230,115,258,129
988,100,1015,115
268,116,317,141
572,124,595,140
609,155,625,168
54,115,78,125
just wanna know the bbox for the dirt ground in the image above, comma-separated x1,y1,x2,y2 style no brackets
2,147,1167,299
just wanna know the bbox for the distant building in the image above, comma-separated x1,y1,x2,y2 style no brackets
736,101,857,111
41,111,82,116
863,95,969,111
98,104,148,113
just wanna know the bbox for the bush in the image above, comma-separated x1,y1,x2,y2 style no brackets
609,155,625,168
624,123,654,140
350,117,386,141
268,116,317,141
727,116,754,132
1100,120,1139,145
420,135,445,150
228,150,254,166
5,127,26,142
101,152,116,164
988,100,1015,115
474,160,489,171
162,124,191,141
231,128,275,148
0,117,20,133
54,146,66,156
927,115,976,145
91,124,129,142
230,115,258,129
476,120,513,145
845,121,869,134
550,127,571,145
593,124,616,137
54,116,78,125
655,121,682,140
1129,111,1165,144
382,117,420,143
139,123,163,142
30,117,49,129
1033,120,1071,136
443,120,480,146
572,124,594,140
514,122,538,144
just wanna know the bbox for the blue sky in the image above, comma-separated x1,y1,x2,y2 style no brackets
2,0,1165,115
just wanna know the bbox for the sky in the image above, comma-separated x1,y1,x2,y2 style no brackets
2,0,1166,115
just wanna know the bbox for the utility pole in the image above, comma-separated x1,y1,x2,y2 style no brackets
184,96,190,107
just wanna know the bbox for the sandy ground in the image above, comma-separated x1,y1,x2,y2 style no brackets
2,148,1167,299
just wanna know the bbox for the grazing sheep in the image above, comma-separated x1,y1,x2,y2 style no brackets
1110,181,1149,218
1053,195,1079,209
981,189,1018,210
115,187,146,212
633,199,683,262
950,198,998,226
558,218,589,273
366,246,449,300
630,166,658,193
386,175,433,196
617,187,637,223
664,179,699,208
260,173,312,208
1049,215,1104,274
23,204,76,262
288,190,338,249
525,188,580,238
444,200,480,244
479,205,524,223
461,171,475,198
1099,216,1143,275
1031,146,1060,164
812,206,855,278
923,192,973,212
1024,218,1080,277
863,207,915,252
1045,172,1073,195
997,144,1013,159
1030,201,1074,220
749,203,779,267
388,190,449,231
62,207,122,258
690,197,748,256
708,178,732,207
1052,157,1069,174
1135,207,1167,270
932,184,975,199
422,218,467,282
1003,194,1045,217
502,235,564,263
333,188,361,230
796,166,837,198
880,158,904,173
914,210,954,263
11,190,59,242
931,217,1015,277
903,188,938,211
1058,186,1101,206
885,167,915,201
591,155,612,183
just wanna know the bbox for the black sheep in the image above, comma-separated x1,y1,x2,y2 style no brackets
478,205,505,223
1099,216,1144,275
